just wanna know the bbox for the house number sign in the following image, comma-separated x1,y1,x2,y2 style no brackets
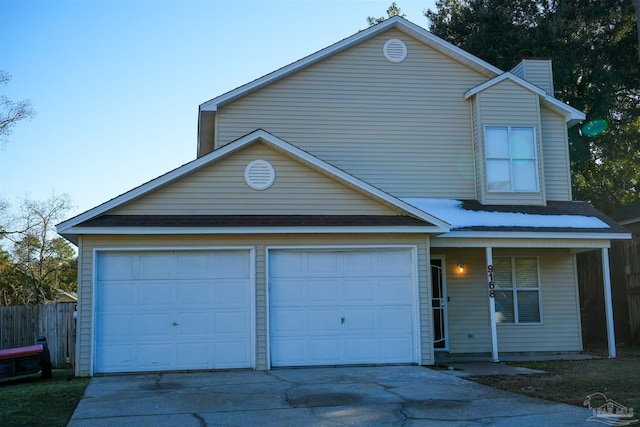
487,265,495,298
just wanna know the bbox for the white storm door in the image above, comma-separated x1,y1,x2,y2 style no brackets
95,250,253,373
269,248,417,367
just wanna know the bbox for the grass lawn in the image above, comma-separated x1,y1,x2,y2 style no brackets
466,347,640,415
0,369,90,427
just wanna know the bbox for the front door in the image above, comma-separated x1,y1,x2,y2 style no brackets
431,257,448,350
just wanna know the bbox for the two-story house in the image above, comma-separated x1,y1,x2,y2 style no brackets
57,17,630,376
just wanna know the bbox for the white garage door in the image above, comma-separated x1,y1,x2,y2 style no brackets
269,248,417,367
95,250,253,373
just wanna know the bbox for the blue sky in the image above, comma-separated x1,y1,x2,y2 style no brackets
0,0,436,220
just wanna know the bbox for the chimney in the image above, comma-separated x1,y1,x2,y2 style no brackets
510,58,554,96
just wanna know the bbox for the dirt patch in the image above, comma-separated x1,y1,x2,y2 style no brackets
466,349,640,416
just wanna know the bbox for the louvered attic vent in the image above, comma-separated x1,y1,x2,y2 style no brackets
244,160,275,190
383,39,407,63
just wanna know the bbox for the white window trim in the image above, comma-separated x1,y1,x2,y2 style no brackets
485,126,539,193
494,256,543,325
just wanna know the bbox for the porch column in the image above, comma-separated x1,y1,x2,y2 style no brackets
601,248,616,358
486,247,499,362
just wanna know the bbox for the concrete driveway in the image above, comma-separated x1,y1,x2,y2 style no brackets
68,366,593,426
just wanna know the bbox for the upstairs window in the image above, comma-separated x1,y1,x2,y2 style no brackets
493,256,542,324
485,126,538,192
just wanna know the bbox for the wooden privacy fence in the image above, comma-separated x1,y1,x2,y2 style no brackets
0,303,76,369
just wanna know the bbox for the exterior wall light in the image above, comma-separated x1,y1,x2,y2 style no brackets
457,264,465,273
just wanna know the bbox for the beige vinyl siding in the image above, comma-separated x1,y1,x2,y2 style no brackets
113,142,400,216
436,248,492,353
541,107,572,200
476,79,546,205
437,248,581,355
516,59,554,95
76,234,431,376
215,29,488,199
493,248,581,352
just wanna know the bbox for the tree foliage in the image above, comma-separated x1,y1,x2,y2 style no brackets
367,2,405,26
0,70,35,144
426,0,640,213
0,195,77,305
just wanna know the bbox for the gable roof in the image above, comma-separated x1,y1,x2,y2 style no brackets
464,73,585,126
199,17,503,113
57,129,450,240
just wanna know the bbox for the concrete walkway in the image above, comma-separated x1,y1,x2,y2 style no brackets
68,366,593,426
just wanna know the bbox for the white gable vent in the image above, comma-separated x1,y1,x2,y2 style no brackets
244,159,275,190
383,39,407,63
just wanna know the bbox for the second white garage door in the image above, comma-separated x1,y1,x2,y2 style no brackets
95,249,253,373
269,248,418,367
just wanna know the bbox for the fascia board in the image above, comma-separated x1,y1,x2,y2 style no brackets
201,17,502,112
62,226,444,235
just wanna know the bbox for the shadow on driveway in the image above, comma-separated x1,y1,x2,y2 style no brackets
68,365,592,426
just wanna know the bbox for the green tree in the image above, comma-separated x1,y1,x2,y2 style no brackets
367,2,406,26
426,0,640,213
0,70,35,144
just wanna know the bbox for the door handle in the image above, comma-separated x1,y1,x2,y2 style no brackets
172,322,179,326
341,317,345,324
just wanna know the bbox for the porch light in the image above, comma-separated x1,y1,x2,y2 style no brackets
457,264,465,273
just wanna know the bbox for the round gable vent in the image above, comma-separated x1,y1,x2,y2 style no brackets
244,160,275,190
383,39,407,63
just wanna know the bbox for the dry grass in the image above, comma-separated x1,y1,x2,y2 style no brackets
467,347,640,415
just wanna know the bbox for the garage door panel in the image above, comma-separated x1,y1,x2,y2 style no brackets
212,252,252,277
269,252,304,277
271,309,305,334
269,249,417,367
345,339,376,361
308,253,341,276
96,250,253,373
139,313,173,337
270,338,305,365
177,313,209,335
139,253,173,278
98,314,135,338
216,341,251,366
214,279,251,305
97,254,135,280
309,309,341,333
380,308,413,332
214,311,250,334
380,337,414,360
270,278,304,305
342,252,376,276
378,252,412,274
308,279,340,304
378,279,412,302
139,282,173,306
343,309,376,333
344,279,375,303
100,282,136,306
177,282,213,305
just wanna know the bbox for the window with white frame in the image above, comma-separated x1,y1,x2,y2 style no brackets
485,126,538,192
493,256,541,324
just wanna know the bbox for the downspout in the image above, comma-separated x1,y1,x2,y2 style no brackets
486,247,499,362
601,248,616,358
